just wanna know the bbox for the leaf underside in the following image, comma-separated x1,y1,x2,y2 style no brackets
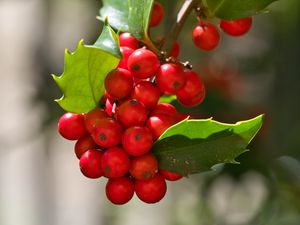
206,0,278,20
52,23,120,113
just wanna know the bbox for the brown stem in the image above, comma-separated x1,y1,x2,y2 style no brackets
162,0,200,56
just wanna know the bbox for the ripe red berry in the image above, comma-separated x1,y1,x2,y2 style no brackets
159,169,182,181
105,68,133,100
74,136,97,159
135,174,167,203
91,118,123,148
130,153,158,180
101,147,130,178
127,48,160,79
149,1,164,27
84,108,107,133
176,70,206,106
151,103,178,118
146,114,178,140
117,99,148,127
192,21,220,51
118,47,134,69
79,149,103,179
156,63,186,94
122,126,153,156
119,32,139,49
220,17,252,36
131,81,161,110
170,41,180,58
58,112,87,140
106,177,135,205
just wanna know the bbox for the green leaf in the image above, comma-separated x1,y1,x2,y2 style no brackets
52,23,120,113
206,0,278,20
153,115,264,176
93,18,121,58
99,0,154,40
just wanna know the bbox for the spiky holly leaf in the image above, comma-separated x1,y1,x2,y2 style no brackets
206,0,278,20
99,0,154,40
52,22,121,113
153,115,263,176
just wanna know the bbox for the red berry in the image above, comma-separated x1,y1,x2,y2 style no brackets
58,112,87,140
135,174,167,203
118,47,135,69
105,68,133,100
117,99,148,127
101,147,130,178
149,1,164,27
91,118,123,148
220,17,252,36
127,48,160,79
160,169,182,181
130,153,158,180
84,108,107,133
119,32,139,49
176,70,206,106
74,136,97,159
192,21,220,51
122,126,153,156
146,114,178,140
156,63,186,94
170,42,180,58
131,81,161,110
151,103,178,118
106,177,135,205
79,149,103,179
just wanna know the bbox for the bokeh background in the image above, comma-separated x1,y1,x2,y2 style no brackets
0,0,299,225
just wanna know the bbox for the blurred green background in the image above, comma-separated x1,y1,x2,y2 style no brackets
0,0,299,225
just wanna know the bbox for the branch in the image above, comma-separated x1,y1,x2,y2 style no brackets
162,0,199,56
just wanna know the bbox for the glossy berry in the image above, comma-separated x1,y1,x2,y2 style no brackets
122,126,153,156
131,81,161,110
118,47,135,69
129,153,158,180
149,1,164,27
106,177,135,205
170,41,180,58
135,174,167,203
220,17,252,36
127,48,160,79
160,169,182,181
105,68,133,100
146,114,178,140
84,108,107,133
156,63,186,94
79,149,103,179
58,112,87,140
192,21,220,51
176,70,206,106
101,147,131,178
119,32,139,49
150,103,178,118
74,136,97,159
117,99,148,127
91,118,123,148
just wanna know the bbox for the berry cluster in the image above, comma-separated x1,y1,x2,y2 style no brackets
192,17,253,51
57,22,206,203
56,1,255,205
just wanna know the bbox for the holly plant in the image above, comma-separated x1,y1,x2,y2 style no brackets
52,0,276,205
